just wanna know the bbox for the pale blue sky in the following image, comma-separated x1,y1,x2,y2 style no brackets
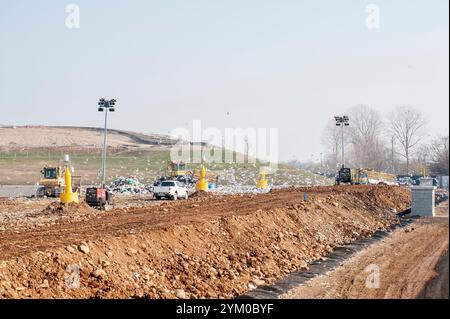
1,0,448,161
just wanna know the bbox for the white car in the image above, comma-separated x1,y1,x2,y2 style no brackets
153,180,189,200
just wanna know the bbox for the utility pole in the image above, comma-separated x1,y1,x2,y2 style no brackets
320,152,323,170
391,136,395,174
334,115,349,168
98,98,116,188
341,123,344,166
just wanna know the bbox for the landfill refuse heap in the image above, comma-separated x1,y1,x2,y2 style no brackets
108,175,153,195
435,188,449,205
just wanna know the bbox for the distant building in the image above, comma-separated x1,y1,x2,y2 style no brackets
437,175,449,189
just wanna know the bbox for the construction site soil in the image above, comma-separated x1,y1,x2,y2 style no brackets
281,202,449,299
0,185,411,298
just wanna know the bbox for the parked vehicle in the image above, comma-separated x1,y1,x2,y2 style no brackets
153,180,189,200
397,176,413,186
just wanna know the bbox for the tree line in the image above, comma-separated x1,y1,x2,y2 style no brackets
321,105,449,176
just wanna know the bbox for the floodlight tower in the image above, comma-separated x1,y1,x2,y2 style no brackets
98,98,116,188
334,115,349,168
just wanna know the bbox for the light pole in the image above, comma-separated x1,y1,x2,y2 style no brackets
334,115,349,168
98,98,116,188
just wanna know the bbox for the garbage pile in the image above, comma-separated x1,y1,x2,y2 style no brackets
435,188,449,205
215,164,331,188
108,175,153,195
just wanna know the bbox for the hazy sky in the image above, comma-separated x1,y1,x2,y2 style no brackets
1,0,448,161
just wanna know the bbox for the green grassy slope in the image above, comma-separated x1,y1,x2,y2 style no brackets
0,149,331,186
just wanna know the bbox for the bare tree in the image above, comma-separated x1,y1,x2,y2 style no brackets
429,135,449,175
414,143,431,175
389,135,398,174
389,106,427,174
347,105,386,170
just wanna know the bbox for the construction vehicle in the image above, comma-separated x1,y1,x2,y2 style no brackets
335,166,352,185
364,168,398,185
37,165,81,197
156,161,195,186
85,187,113,209
166,161,188,177
335,167,398,185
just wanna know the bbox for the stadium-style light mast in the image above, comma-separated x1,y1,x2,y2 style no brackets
334,115,349,168
98,98,116,188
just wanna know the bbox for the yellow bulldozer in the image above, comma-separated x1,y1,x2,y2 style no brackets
166,161,189,177
37,166,81,197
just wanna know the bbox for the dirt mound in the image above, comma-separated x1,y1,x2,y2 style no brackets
41,201,95,216
189,190,215,199
0,199,101,231
0,186,410,299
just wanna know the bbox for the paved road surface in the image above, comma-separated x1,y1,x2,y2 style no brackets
0,185,38,198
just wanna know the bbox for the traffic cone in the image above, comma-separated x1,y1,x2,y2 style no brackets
60,165,79,204
196,164,209,191
257,170,268,190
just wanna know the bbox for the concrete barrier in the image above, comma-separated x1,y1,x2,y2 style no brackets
411,186,436,217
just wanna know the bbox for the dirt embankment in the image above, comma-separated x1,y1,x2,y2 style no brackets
281,201,449,299
0,186,410,298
